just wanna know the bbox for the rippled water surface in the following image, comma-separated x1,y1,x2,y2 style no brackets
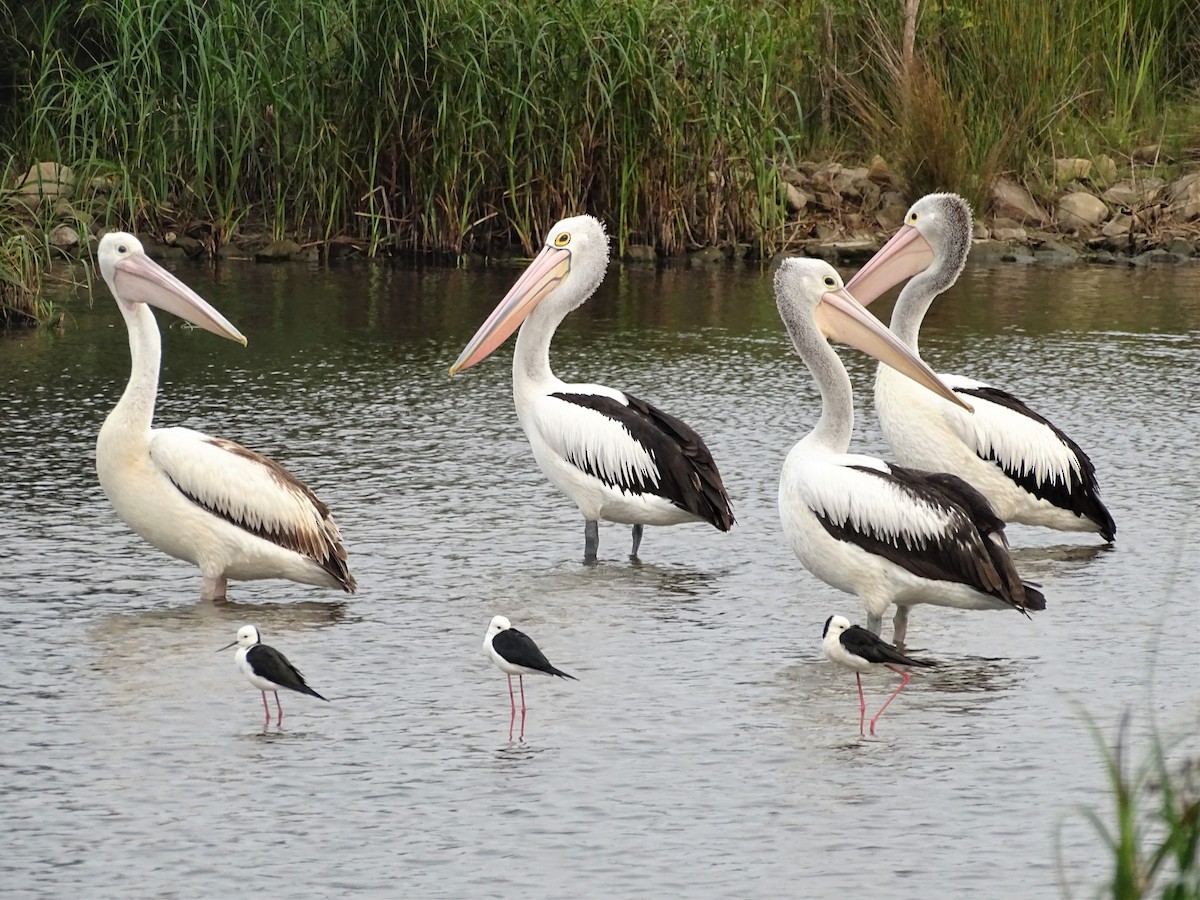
2,255,1199,898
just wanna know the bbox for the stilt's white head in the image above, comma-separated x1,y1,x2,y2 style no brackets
218,624,263,652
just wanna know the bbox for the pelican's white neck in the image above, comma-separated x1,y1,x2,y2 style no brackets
786,315,855,455
888,276,937,352
102,301,161,442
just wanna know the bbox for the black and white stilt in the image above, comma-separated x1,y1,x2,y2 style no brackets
218,625,328,724
483,615,576,739
822,614,937,736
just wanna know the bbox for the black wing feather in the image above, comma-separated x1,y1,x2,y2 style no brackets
955,385,1115,541
815,465,1042,615
246,644,329,700
840,625,938,667
550,391,735,531
492,628,576,679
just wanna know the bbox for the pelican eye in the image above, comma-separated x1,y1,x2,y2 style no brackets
907,212,919,224
117,244,128,253
823,276,837,287
553,232,571,248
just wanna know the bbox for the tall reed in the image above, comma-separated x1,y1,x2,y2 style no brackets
9,0,809,256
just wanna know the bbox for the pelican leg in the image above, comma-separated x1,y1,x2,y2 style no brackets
202,574,229,602
584,520,599,561
856,673,866,736
869,665,912,736
865,612,882,635
274,691,284,725
630,524,644,559
892,606,910,648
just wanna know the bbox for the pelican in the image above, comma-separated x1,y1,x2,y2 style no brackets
846,193,1115,541
449,215,734,561
775,258,1045,643
95,232,355,601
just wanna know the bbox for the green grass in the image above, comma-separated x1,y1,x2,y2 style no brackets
0,0,1197,280
1065,714,1200,898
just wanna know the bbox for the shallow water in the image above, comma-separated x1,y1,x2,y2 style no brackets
2,255,1198,898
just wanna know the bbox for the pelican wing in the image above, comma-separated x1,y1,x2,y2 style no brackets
149,427,355,591
941,375,1114,539
799,456,1032,612
540,390,735,529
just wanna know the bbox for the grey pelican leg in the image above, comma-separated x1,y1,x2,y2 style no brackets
202,574,228,602
866,612,882,635
630,524,644,559
892,606,910,647
584,520,599,561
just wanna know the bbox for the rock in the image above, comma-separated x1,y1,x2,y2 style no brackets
15,162,75,201
688,246,726,265
88,175,118,195
173,235,206,257
623,244,656,262
784,182,807,214
867,155,895,185
993,225,1028,242
1166,237,1195,257
972,221,991,240
1054,158,1092,182
1094,154,1118,183
217,242,250,259
991,177,1048,225
1167,173,1200,220
1102,214,1132,238
1130,248,1170,266
813,222,837,241
1132,144,1161,164
1102,182,1140,208
970,240,1011,263
1056,191,1108,229
876,204,907,230
255,239,302,261
297,245,321,263
1033,239,1079,265
49,224,80,249
778,163,806,187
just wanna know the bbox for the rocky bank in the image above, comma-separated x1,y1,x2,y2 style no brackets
8,150,1200,270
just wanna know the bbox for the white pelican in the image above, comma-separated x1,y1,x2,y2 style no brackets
449,215,735,560
846,193,1115,541
821,614,937,736
775,258,1045,643
95,233,355,601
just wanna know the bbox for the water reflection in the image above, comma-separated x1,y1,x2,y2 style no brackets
1,259,1198,898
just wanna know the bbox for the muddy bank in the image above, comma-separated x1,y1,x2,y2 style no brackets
9,153,1200,273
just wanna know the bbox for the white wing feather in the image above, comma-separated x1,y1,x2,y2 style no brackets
939,374,1083,485
796,455,953,546
533,393,661,490
149,427,341,551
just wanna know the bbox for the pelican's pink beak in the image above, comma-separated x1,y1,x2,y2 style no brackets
113,253,247,345
845,224,935,307
817,285,971,412
449,244,571,375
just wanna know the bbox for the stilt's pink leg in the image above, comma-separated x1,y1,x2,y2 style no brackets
856,673,866,736
869,666,912,735
507,675,516,716
519,705,526,741
275,692,284,725
508,706,516,741
518,675,527,713
261,691,271,721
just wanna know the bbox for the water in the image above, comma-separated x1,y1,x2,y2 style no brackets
2,255,1199,898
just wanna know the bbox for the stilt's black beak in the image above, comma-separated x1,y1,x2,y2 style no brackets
216,641,237,652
